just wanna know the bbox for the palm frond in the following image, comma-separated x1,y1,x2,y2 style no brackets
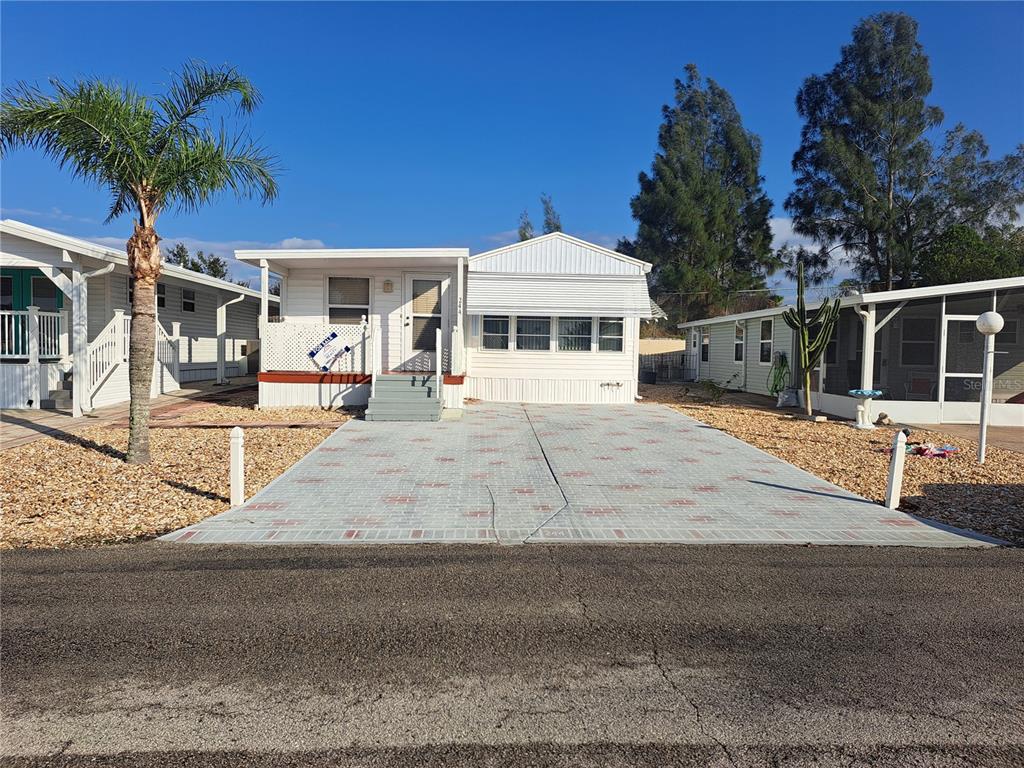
152,62,260,149
152,125,279,216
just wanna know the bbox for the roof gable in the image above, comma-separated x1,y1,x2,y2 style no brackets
469,232,651,275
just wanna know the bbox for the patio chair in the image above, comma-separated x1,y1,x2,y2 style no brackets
904,376,937,401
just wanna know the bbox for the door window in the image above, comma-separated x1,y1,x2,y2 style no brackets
410,279,441,351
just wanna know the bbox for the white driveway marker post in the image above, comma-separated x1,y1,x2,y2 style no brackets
975,311,1004,465
230,426,245,507
884,431,907,510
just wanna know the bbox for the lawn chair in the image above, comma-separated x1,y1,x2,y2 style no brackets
904,376,936,401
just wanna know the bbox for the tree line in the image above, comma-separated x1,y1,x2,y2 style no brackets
624,12,1023,325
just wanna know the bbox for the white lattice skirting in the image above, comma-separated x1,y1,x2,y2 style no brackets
261,322,368,372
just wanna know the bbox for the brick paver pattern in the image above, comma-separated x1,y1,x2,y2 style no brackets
163,403,997,547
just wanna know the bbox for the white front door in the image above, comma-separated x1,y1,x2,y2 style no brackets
401,273,449,372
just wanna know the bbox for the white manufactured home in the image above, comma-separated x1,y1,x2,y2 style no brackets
679,277,1024,427
0,220,271,415
242,232,655,419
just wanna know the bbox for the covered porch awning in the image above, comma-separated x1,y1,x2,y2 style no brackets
465,273,654,317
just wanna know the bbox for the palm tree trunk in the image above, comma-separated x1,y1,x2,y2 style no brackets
126,222,161,464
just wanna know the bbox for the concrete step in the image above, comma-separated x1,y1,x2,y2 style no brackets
365,399,443,422
368,389,439,401
41,395,72,410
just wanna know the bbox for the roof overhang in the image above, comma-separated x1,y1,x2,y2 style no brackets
677,276,1024,329
0,219,273,302
236,248,469,274
466,272,654,317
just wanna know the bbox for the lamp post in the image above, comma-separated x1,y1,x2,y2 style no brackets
975,311,1004,464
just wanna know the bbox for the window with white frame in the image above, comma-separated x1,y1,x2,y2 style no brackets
516,317,550,350
482,316,510,349
996,319,1018,348
759,319,773,363
598,318,624,351
181,287,196,313
558,317,592,351
156,283,166,308
327,277,370,324
700,327,710,362
734,323,744,362
899,318,936,366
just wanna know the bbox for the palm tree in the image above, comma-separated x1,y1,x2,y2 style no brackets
1,63,279,463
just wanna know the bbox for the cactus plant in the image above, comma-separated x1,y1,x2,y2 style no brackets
781,262,842,417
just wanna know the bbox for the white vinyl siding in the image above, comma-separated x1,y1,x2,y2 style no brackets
469,234,644,275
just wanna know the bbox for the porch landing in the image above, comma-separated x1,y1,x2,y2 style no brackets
0,376,257,450
161,403,999,547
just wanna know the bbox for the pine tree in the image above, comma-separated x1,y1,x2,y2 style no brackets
786,12,1024,289
540,194,562,234
517,209,534,241
630,64,777,323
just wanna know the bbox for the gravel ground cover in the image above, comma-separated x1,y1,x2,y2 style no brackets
640,383,1023,545
0,390,346,549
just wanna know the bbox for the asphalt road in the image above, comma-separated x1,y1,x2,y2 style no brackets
3,544,1023,767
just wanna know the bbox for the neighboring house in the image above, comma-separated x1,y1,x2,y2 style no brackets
678,277,1024,427
0,220,273,415
240,232,655,419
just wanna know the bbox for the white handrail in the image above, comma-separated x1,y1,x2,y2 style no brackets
435,326,443,403
87,312,126,396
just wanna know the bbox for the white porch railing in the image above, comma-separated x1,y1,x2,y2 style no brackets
260,320,370,373
0,309,63,359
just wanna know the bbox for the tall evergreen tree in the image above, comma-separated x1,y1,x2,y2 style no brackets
540,193,562,234
630,64,777,322
517,209,534,241
786,12,1024,289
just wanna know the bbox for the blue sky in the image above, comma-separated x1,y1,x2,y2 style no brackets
2,1,1022,289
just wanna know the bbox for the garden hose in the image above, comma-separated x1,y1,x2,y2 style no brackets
768,352,790,395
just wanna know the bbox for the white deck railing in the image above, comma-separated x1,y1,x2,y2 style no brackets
0,309,63,359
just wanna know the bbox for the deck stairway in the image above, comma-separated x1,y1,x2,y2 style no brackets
41,370,73,411
365,372,443,422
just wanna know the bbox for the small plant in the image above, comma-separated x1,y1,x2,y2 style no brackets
703,372,740,404
782,262,841,417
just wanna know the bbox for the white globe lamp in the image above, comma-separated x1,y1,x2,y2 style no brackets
975,311,1003,464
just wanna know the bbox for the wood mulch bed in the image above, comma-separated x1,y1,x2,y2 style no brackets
641,383,1023,545
0,390,356,549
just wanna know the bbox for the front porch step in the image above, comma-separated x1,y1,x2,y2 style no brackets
42,370,73,410
365,372,443,421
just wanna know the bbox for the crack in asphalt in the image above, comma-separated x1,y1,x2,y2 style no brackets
650,640,736,767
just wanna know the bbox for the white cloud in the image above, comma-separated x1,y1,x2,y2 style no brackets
82,234,327,282
769,217,816,251
2,206,95,224
482,229,518,244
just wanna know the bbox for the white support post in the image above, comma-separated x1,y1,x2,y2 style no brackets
259,260,270,328
27,306,40,407
230,426,245,507
171,322,182,384
59,308,70,364
71,268,87,417
456,256,465,374
855,303,877,425
885,430,907,510
436,326,443,400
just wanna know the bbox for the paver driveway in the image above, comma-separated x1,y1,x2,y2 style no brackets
162,403,996,547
